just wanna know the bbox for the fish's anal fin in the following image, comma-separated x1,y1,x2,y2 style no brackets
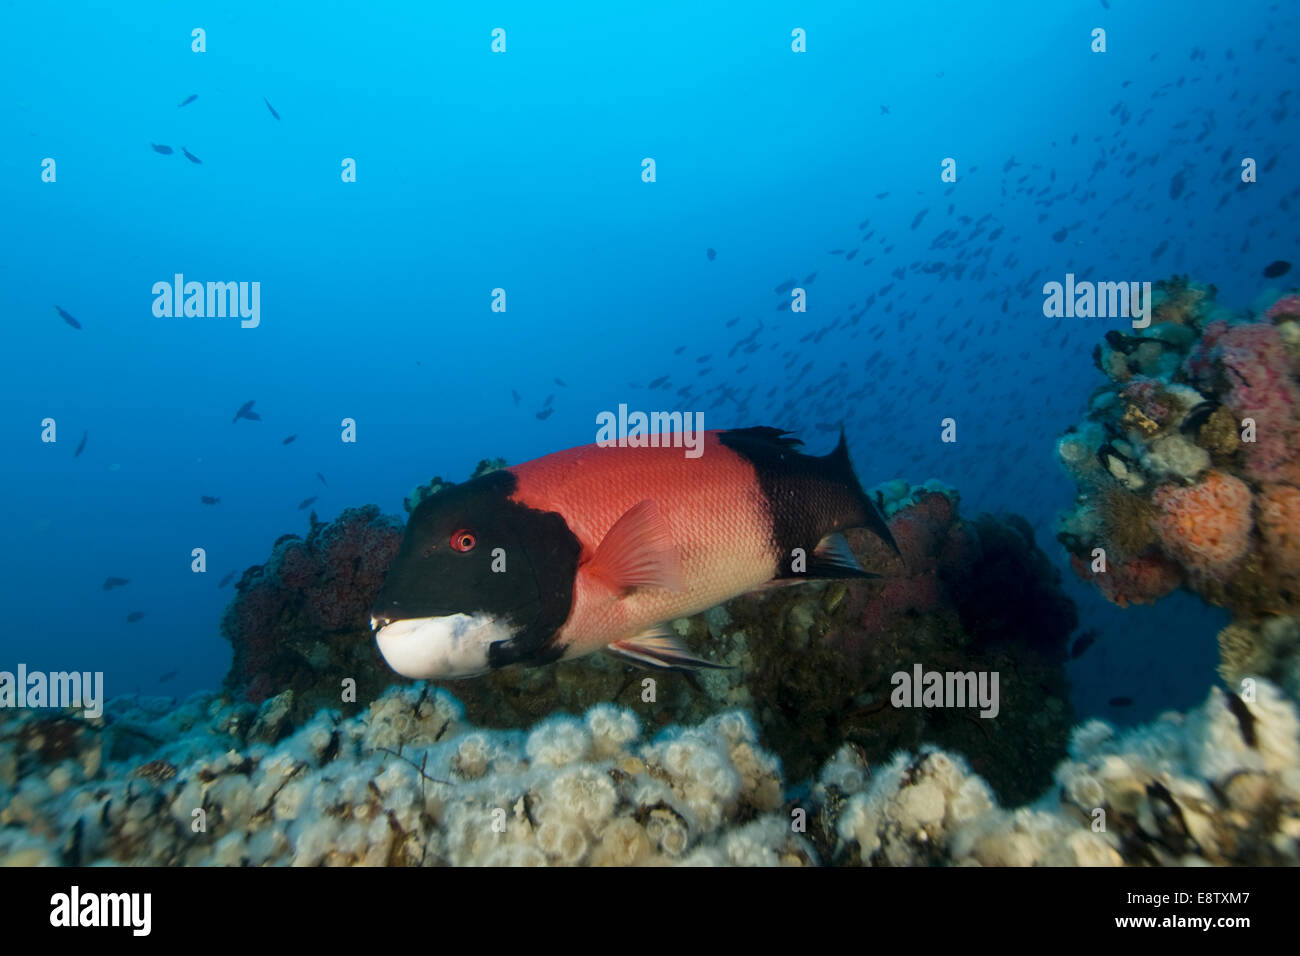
586,500,684,594
805,531,880,580
758,577,810,591
606,626,728,672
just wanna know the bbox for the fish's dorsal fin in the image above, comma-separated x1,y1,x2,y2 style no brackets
606,625,727,671
586,500,683,594
808,532,881,579
718,426,804,452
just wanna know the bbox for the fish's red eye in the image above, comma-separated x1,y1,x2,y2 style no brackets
450,529,476,552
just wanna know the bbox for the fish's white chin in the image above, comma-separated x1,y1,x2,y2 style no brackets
374,613,507,679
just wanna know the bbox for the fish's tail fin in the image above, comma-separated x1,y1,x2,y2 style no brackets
824,428,900,557
717,425,901,575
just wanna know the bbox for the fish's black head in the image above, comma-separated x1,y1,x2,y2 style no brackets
372,470,580,670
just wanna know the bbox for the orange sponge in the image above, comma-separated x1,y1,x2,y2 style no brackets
1152,471,1253,578
1258,483,1300,579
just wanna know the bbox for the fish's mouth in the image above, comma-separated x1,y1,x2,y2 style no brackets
372,613,510,679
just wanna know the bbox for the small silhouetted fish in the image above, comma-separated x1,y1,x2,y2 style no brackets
218,570,235,587
511,389,521,407
316,472,328,486
1181,401,1219,435
126,612,145,623
536,408,554,420
706,248,716,261
55,306,82,329
880,105,890,114
158,670,178,683
1263,260,1291,278
177,94,198,108
298,496,318,510
1106,330,1178,356
1224,690,1257,746
554,378,567,387
150,143,174,155
201,495,220,505
232,400,260,423
102,577,129,590
181,146,202,164
543,393,555,406
1070,629,1098,659
283,435,297,445
1108,696,1133,707
774,278,797,294
263,97,280,120
1169,169,1187,200
74,430,87,457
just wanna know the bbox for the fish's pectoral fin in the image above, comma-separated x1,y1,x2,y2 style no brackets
606,626,728,672
586,500,683,594
807,532,881,579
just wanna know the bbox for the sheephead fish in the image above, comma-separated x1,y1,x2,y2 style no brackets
371,426,897,679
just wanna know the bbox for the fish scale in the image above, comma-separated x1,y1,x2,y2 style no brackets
509,433,777,656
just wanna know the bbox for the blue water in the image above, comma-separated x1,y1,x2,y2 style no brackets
1,0,1293,722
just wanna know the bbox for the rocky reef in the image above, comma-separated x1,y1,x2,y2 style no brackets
220,473,1077,805
822,679,1300,866
1056,278,1300,692
220,505,403,716
0,685,801,866
3,677,1296,866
